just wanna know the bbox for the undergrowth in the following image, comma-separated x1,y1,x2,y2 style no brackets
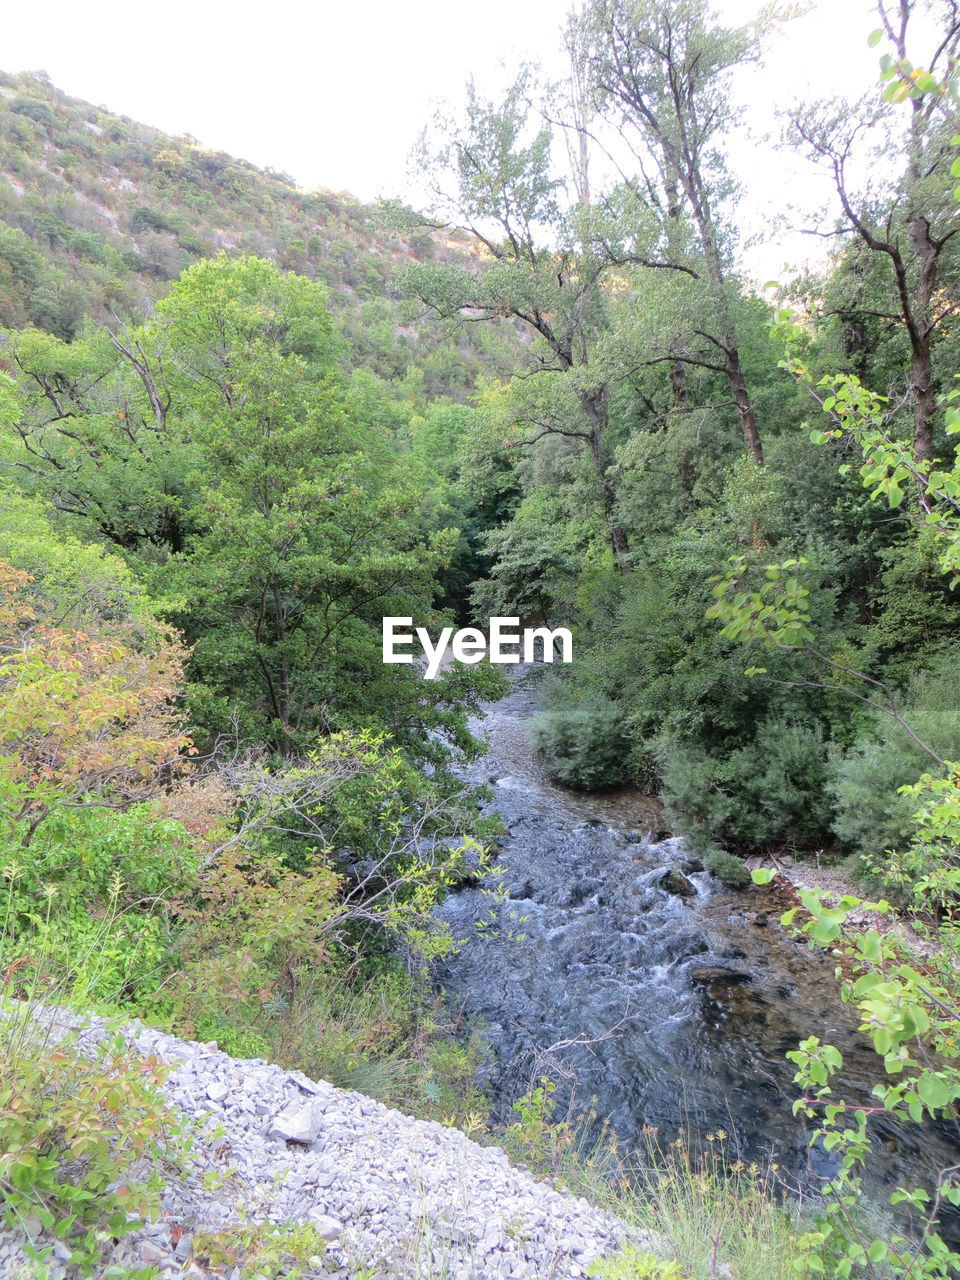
499,1078,813,1280
0,880,190,1277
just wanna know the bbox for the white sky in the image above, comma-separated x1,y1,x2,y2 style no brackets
4,0,896,280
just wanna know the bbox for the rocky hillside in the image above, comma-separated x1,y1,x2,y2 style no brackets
0,1008,644,1280
0,69,504,396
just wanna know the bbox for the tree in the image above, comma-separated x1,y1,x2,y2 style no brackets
3,323,196,552
150,256,472,753
711,55,960,1254
404,73,636,570
2,257,500,761
573,0,767,463
788,0,960,466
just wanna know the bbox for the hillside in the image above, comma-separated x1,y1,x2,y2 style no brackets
0,68,505,396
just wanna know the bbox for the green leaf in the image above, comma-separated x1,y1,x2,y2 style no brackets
867,28,883,46
917,1074,951,1111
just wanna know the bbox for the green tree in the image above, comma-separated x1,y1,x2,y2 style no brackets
573,0,767,464
788,0,960,465
404,73,637,569
3,257,500,761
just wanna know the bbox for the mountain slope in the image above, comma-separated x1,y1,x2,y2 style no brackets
0,69,505,396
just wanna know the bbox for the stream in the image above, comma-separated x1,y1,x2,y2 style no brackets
432,665,960,1224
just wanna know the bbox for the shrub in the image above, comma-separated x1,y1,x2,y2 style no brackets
10,97,54,129
830,655,960,866
703,846,751,888
0,1006,186,1276
530,695,629,790
130,205,176,235
656,718,832,853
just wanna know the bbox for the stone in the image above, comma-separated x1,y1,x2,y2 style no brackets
268,1101,327,1144
688,965,752,985
306,1210,342,1240
658,867,697,897
174,1231,194,1260
0,1003,646,1280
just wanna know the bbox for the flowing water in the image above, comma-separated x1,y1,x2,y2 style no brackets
433,665,960,1218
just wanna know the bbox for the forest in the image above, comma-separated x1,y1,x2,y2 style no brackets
0,0,959,1276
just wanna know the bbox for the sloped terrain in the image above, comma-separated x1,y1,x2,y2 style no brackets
0,70,506,395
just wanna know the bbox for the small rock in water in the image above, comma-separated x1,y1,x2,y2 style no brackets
688,965,752,985
658,868,697,897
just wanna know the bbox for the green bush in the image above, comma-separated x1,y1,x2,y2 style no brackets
830,655,960,865
130,205,176,235
657,717,833,853
703,846,752,888
530,695,629,790
0,1006,187,1276
10,97,54,128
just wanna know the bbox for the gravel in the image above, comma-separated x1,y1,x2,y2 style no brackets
0,1005,650,1278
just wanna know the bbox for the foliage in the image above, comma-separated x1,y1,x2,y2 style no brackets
747,866,960,1278
0,1005,187,1276
2,256,504,768
830,655,960,867
657,716,834,854
530,695,629,791
191,1218,330,1278
0,556,190,849
589,1248,693,1279
2,9,960,1274
701,847,751,889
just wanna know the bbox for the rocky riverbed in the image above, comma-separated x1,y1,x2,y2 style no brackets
1,1006,647,1280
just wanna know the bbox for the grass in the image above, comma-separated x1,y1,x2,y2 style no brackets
497,1079,813,1280
168,959,492,1129
588,1132,812,1280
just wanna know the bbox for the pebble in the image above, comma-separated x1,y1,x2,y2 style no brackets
0,1004,651,1278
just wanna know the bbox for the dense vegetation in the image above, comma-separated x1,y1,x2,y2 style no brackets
1,0,960,1275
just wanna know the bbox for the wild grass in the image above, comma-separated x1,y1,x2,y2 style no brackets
498,1079,813,1280
172,960,491,1130
583,1132,812,1280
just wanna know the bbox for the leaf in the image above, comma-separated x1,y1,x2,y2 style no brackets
917,1073,951,1111
867,27,883,46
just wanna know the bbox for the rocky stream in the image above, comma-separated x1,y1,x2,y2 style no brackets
433,665,960,1223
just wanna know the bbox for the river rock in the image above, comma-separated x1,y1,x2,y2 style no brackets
658,867,697,897
688,965,753,985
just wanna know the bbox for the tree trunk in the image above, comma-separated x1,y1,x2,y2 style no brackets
591,436,631,573
912,336,935,464
581,392,631,573
684,179,764,467
670,359,687,408
725,347,763,466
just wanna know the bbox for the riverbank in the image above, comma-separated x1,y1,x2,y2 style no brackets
431,665,960,1223
745,852,943,961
